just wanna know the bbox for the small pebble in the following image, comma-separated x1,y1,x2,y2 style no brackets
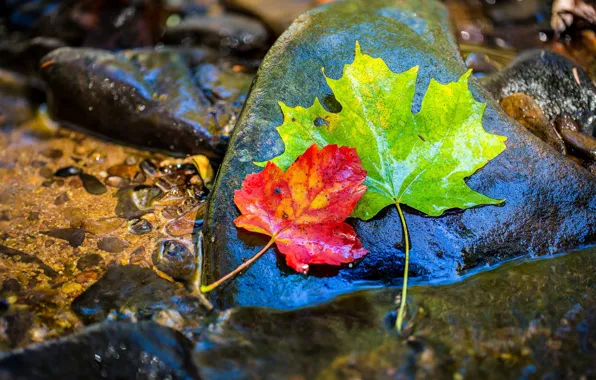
81,217,124,234
139,159,158,177
40,148,63,159
125,156,138,165
105,176,130,188
39,167,54,179
42,228,85,247
54,166,82,177
152,239,196,281
54,192,69,206
79,173,108,195
77,253,103,270
128,218,153,235
61,282,83,294
97,236,129,253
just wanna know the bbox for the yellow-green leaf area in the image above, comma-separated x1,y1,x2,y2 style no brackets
258,42,507,219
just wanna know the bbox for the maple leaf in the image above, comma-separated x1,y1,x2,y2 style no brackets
201,144,368,293
259,42,507,219
258,42,507,332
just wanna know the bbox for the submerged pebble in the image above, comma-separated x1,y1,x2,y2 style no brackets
97,236,129,253
127,218,153,235
76,254,103,271
152,240,196,281
54,166,82,177
79,173,107,195
81,217,124,235
42,228,85,248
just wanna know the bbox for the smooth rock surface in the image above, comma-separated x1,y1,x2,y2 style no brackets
0,322,199,380
40,48,226,157
203,0,596,308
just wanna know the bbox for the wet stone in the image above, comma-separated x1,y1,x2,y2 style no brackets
204,0,596,309
42,228,85,248
559,129,596,160
500,93,566,154
76,254,103,271
79,173,107,195
485,50,596,135
114,186,162,219
40,47,228,157
97,236,129,253
105,176,130,188
152,240,196,282
127,218,153,235
163,14,269,54
71,265,204,324
139,159,158,177
0,322,200,379
53,192,69,206
54,166,82,177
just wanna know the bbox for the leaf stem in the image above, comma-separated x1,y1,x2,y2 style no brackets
395,202,410,333
200,236,276,293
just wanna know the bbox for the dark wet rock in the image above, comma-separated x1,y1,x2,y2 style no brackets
40,47,230,157
203,0,596,308
42,228,85,248
555,114,581,132
153,240,196,282
139,159,158,177
54,166,82,177
195,62,254,104
559,128,596,160
127,218,153,235
0,321,199,380
485,50,596,135
97,236,129,253
163,13,269,55
71,265,206,324
114,186,163,219
1,278,22,295
500,93,566,154
79,173,107,195
224,0,313,36
76,254,103,271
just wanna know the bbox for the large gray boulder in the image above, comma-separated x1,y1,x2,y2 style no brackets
203,0,596,308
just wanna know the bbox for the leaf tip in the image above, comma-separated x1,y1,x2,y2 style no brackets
354,40,362,56
460,69,473,82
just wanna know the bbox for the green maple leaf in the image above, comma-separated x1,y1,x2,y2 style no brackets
258,42,507,219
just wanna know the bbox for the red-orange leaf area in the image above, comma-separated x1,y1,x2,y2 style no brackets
234,144,369,273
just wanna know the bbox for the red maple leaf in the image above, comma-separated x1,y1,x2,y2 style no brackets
201,144,368,292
